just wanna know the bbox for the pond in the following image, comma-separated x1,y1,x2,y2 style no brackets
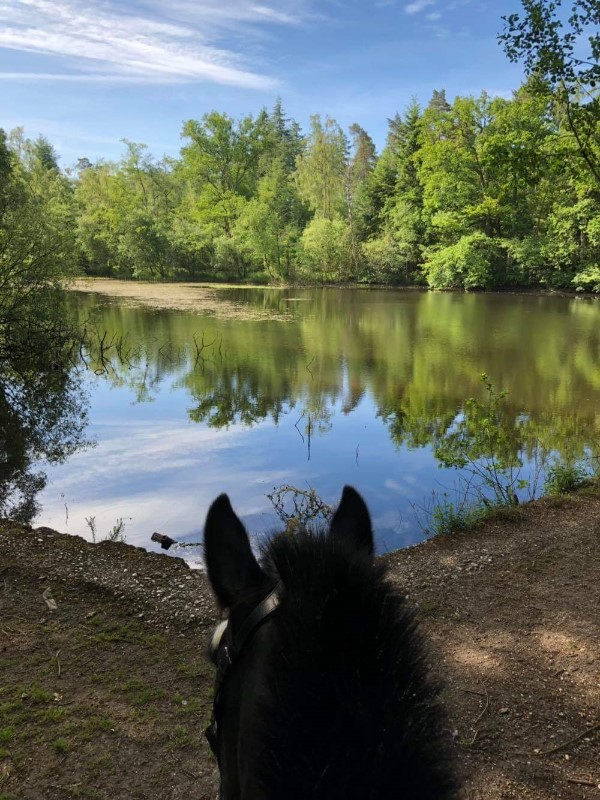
29,286,600,562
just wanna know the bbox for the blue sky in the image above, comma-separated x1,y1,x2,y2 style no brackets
0,0,527,164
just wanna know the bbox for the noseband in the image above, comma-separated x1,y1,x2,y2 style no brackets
206,584,281,759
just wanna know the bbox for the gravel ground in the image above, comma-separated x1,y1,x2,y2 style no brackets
1,489,599,799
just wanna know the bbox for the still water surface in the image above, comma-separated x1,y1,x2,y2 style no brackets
36,287,600,563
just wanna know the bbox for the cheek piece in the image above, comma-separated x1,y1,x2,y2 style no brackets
205,585,282,760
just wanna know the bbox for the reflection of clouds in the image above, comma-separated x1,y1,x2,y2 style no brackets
373,508,408,533
385,478,404,494
404,0,436,13
38,418,278,553
55,422,235,487
373,508,411,555
36,380,473,562
385,475,420,495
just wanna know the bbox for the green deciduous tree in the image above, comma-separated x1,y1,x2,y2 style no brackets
76,143,186,279
180,112,271,235
0,129,78,355
500,0,600,185
295,116,348,221
297,217,354,283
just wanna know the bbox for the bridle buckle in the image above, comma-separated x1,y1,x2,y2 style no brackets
216,644,232,674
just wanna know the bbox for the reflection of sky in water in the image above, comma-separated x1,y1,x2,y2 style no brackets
34,289,600,564
38,369,448,562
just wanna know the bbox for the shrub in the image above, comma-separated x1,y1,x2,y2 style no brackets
544,462,588,495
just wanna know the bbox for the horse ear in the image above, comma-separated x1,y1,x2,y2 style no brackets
204,494,266,608
329,486,374,557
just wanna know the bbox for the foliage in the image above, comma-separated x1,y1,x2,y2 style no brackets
295,115,348,221
544,460,589,494
297,217,354,283
266,484,334,533
235,158,305,280
0,310,90,524
1,130,78,341
362,234,404,283
0,128,90,523
573,265,600,291
76,143,188,279
415,489,490,537
8,68,600,291
423,233,503,289
85,515,129,543
499,0,600,186
434,375,534,506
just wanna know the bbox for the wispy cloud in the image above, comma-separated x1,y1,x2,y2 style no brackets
404,0,436,14
0,0,314,88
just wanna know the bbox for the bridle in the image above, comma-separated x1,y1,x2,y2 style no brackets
205,583,282,760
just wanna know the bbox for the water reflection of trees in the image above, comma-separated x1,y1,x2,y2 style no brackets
0,312,90,522
73,289,600,470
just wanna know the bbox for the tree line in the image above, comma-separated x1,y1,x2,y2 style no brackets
2,83,598,291
1,0,598,292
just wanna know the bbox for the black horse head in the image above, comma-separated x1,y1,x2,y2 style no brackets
204,486,457,800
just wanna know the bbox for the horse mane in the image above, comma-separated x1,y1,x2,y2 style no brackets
255,529,457,800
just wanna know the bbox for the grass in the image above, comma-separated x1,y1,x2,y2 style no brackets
418,600,443,618
431,497,490,536
40,707,67,723
0,620,207,794
118,677,168,706
20,685,54,704
417,462,599,538
53,737,69,754
168,725,194,749
88,617,165,646
415,490,496,537
61,713,116,742
0,539,217,800
68,788,102,799
84,515,129,544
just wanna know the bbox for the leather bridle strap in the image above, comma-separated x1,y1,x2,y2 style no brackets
206,584,282,759
232,584,281,656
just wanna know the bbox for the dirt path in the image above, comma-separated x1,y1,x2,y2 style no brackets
1,491,599,799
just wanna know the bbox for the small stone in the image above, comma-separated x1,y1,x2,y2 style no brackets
499,707,509,714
